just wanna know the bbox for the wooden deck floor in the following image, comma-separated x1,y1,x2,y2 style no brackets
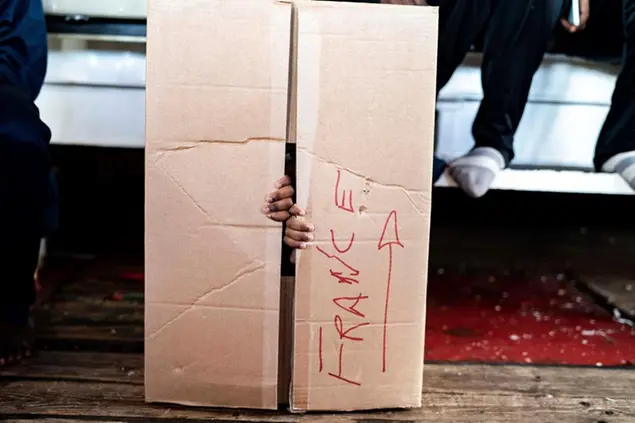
1,259,634,423
2,351,635,422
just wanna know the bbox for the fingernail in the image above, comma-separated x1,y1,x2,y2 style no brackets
299,209,306,216
262,206,270,214
275,182,282,189
308,224,315,231
266,197,273,203
307,234,314,241
267,214,273,219
299,243,307,249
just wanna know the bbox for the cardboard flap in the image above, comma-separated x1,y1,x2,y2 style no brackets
291,0,438,411
145,0,291,410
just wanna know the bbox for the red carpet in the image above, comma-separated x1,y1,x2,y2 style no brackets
116,267,635,366
424,272,635,366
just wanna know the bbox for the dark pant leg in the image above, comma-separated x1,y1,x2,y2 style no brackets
473,0,565,165
431,0,493,94
0,84,51,323
430,0,493,182
594,0,635,170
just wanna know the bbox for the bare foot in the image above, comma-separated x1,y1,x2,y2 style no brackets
0,319,34,367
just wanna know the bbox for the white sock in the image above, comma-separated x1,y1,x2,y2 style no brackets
601,151,635,190
449,147,505,198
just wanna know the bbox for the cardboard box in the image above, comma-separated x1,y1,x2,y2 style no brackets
145,0,438,412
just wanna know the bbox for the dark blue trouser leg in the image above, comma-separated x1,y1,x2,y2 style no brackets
0,0,51,323
473,0,565,165
0,85,51,323
432,0,564,166
594,0,635,170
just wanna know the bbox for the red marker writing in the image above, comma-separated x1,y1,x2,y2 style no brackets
378,210,404,373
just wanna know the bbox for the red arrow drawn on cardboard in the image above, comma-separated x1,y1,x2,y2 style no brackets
378,210,404,373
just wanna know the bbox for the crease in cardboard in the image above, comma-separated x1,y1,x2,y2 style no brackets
147,302,278,313
147,260,267,340
155,164,215,223
155,164,280,231
148,137,286,166
158,137,287,153
297,147,429,215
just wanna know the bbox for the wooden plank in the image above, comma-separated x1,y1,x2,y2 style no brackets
6,420,127,423
0,351,143,383
2,352,635,422
1,378,633,422
33,259,144,352
35,324,142,342
3,351,635,398
34,326,143,354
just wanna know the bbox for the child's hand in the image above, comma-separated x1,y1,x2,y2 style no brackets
284,217,314,250
264,176,303,222
264,175,314,263
286,217,314,264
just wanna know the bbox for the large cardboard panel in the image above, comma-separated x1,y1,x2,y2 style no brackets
145,0,290,409
291,1,438,411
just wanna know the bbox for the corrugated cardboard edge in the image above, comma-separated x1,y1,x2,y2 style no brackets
278,276,296,404
286,0,303,413
285,0,298,146
277,0,298,407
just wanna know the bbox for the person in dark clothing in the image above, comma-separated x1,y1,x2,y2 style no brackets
594,0,635,189
0,0,51,366
433,0,569,197
382,0,572,197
